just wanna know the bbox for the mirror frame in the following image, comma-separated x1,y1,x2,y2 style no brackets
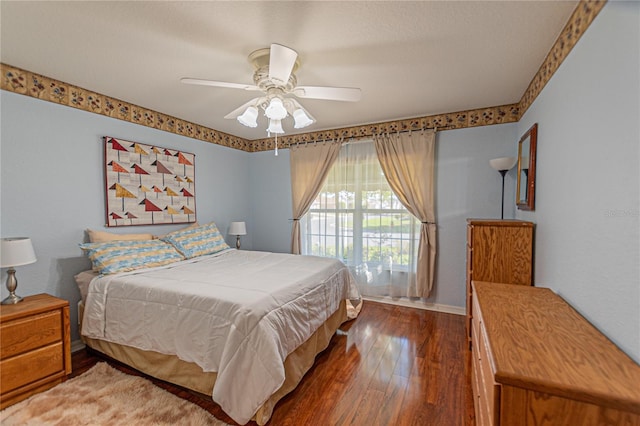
516,123,537,211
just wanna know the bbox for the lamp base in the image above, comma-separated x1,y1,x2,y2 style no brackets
2,293,23,304
499,169,507,220
236,236,241,250
2,268,23,304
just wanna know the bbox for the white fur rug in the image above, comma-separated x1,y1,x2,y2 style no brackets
1,362,231,426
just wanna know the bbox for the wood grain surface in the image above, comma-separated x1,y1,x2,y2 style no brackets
0,293,71,409
473,281,640,416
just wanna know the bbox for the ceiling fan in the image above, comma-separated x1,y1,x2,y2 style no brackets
181,43,362,136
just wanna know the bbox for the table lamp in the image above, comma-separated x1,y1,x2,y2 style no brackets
229,222,247,250
1,237,37,304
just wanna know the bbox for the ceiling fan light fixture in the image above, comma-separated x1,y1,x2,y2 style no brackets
293,108,314,129
264,97,287,120
237,106,259,128
182,44,361,143
267,119,284,134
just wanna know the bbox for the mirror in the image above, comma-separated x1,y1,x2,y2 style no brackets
516,123,537,210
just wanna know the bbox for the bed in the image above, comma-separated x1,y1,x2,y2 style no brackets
77,224,360,425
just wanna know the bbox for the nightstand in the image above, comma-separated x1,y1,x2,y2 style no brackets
0,293,71,409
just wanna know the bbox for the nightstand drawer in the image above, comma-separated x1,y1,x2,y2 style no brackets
1,342,64,393
0,310,62,359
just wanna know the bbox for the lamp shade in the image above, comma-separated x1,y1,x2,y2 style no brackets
264,97,287,120
267,119,284,134
1,238,37,267
229,222,247,236
489,157,517,172
293,108,314,129
237,106,259,128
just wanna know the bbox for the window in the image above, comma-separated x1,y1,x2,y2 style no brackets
301,140,419,296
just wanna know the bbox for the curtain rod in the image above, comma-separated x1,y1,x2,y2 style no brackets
288,124,453,148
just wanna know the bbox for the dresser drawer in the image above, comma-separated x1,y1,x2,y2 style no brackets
472,297,481,341
1,342,64,394
0,310,62,359
478,326,500,424
471,351,484,426
0,294,71,410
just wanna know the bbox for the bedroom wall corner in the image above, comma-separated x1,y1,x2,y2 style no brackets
433,123,519,307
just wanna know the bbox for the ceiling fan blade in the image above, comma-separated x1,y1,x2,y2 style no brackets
294,86,362,102
180,78,260,91
223,97,265,119
269,44,298,86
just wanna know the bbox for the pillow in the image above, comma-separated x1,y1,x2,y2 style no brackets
79,240,184,275
153,222,200,240
74,270,99,301
87,229,153,243
160,222,230,259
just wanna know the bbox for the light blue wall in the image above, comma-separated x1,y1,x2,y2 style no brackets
435,124,518,307
2,95,509,319
246,124,519,308
516,1,640,362
0,91,251,341
248,149,292,253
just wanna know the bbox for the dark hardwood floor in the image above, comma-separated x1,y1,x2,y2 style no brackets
72,301,476,425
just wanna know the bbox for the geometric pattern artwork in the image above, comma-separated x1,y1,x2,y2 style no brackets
104,136,196,227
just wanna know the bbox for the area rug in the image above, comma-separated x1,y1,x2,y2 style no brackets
0,362,231,426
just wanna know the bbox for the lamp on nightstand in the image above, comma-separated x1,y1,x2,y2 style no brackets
490,157,517,220
1,237,37,304
229,222,247,250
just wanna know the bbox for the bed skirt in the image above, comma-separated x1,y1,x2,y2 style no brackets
83,299,348,425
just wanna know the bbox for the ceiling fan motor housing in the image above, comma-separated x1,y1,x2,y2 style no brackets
253,66,297,94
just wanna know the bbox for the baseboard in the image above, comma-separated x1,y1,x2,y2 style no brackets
362,296,465,316
71,339,86,353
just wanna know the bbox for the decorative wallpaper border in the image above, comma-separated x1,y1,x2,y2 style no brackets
518,0,607,116
0,0,605,153
0,63,250,151
248,104,520,152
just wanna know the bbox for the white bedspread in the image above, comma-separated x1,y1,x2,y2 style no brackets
82,249,359,424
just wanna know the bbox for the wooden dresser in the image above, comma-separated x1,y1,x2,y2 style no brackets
0,293,71,409
466,219,533,346
471,281,640,426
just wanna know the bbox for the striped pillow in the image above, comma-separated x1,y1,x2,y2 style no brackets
160,222,230,259
80,240,184,275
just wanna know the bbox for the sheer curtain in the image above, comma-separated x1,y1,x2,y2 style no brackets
374,130,436,297
301,140,421,297
289,140,342,254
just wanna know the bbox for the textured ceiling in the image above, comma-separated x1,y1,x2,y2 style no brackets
0,1,577,140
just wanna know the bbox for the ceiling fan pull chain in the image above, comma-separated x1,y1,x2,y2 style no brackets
275,133,279,156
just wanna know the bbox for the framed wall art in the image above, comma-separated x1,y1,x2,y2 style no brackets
104,136,196,227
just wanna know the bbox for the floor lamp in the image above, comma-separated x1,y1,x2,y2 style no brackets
490,157,517,219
